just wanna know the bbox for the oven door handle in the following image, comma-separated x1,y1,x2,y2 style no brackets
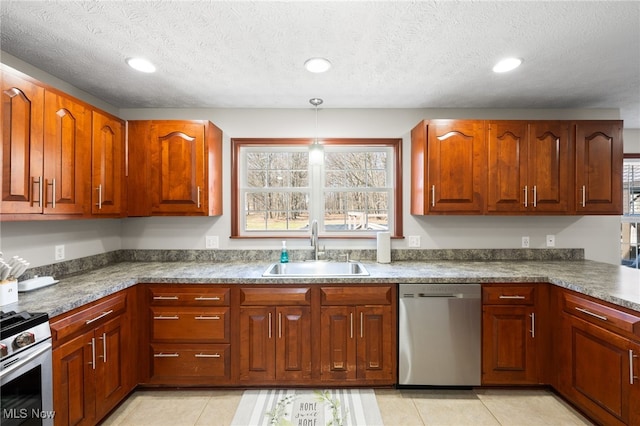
0,341,52,380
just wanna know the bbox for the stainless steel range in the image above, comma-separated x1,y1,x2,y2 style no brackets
0,310,53,426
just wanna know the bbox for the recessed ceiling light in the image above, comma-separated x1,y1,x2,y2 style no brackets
304,57,331,73
126,57,156,73
493,57,523,73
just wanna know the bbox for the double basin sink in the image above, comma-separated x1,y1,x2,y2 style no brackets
262,261,369,277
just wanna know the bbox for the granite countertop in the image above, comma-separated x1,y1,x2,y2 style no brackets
6,258,640,318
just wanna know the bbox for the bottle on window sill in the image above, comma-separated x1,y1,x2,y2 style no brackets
280,241,289,263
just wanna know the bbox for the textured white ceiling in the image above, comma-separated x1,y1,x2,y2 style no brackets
1,1,639,127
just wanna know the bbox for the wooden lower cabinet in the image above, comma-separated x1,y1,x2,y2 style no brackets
51,291,134,426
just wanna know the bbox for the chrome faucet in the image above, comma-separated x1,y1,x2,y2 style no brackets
311,220,319,261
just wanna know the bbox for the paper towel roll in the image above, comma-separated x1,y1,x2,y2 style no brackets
377,232,391,263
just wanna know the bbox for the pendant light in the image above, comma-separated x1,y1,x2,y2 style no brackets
309,97,324,165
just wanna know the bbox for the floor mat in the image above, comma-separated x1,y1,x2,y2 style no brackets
230,388,383,425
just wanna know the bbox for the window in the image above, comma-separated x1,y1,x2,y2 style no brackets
622,156,640,268
232,139,402,238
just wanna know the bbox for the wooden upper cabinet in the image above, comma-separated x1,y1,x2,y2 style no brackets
127,120,223,216
1,68,45,214
91,110,125,216
411,119,486,214
43,91,90,215
574,120,623,214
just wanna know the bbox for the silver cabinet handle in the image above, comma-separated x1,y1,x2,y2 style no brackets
431,185,435,207
98,332,107,362
154,353,179,358
47,178,56,208
153,315,179,320
268,312,272,339
96,184,102,209
581,185,586,208
85,309,114,325
32,176,43,208
530,313,535,338
278,312,282,339
499,295,526,299
88,337,96,370
197,186,201,208
532,185,537,207
523,185,528,207
195,353,221,358
575,307,608,321
350,312,354,339
194,296,221,301
360,311,364,338
630,350,638,385
154,295,179,300
195,315,220,320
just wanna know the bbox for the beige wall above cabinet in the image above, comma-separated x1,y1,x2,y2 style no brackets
411,119,623,216
127,120,223,216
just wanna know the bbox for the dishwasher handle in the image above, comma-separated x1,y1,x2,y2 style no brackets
417,293,463,298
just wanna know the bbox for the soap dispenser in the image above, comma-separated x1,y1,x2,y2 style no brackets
280,241,289,263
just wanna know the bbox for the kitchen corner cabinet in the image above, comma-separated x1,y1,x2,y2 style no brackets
411,119,486,214
555,289,640,426
320,285,396,385
127,120,223,216
144,285,231,386
51,290,135,426
91,110,126,216
239,287,312,384
486,121,572,214
574,120,623,214
1,67,90,218
482,284,549,385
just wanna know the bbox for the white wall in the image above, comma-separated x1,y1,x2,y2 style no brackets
0,53,632,266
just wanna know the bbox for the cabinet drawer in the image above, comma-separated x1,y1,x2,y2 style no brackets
240,287,310,305
148,286,229,306
51,291,127,342
321,286,392,305
150,344,230,381
563,292,640,338
483,285,535,305
150,307,229,342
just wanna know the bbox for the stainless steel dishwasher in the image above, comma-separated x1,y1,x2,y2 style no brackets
399,283,481,386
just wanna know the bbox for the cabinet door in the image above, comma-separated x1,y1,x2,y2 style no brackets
357,305,394,381
630,341,640,426
486,121,528,213
320,306,357,381
52,332,95,426
482,305,537,384
1,70,45,214
276,306,312,381
149,121,206,215
574,121,623,214
527,121,571,213
239,306,276,382
91,110,125,216
94,316,128,420
43,91,90,215
427,120,485,213
562,314,631,426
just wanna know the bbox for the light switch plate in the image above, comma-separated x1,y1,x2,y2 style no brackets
408,236,421,248
205,236,219,249
546,234,556,247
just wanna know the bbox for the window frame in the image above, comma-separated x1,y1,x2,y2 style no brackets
231,138,403,239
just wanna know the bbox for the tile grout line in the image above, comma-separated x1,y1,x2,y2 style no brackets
474,390,505,426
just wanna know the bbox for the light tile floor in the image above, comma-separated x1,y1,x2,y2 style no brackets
102,388,594,426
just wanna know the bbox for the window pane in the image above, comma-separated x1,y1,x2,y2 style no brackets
268,171,288,187
245,192,266,211
246,170,266,187
246,152,268,169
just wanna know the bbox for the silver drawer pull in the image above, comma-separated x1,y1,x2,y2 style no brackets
153,315,179,320
499,295,526,299
85,310,114,325
630,350,638,385
195,315,220,320
194,296,221,301
153,296,179,300
195,353,221,358
154,353,179,358
575,307,608,321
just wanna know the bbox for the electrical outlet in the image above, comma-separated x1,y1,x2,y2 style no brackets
55,245,65,260
521,236,530,248
408,236,421,248
205,236,219,249
546,234,556,247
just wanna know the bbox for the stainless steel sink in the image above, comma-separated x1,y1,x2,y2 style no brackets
262,261,369,277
